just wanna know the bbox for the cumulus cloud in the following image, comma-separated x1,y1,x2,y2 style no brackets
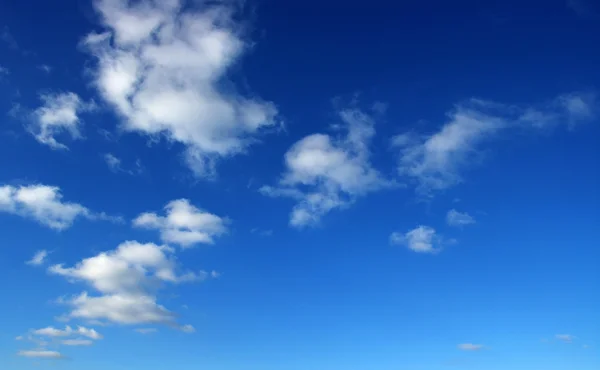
556,334,576,343
261,105,391,227
390,226,444,254
17,350,64,359
82,0,278,177
0,184,116,230
446,209,475,227
393,92,597,195
49,240,212,327
458,343,485,351
27,249,49,266
29,92,95,149
133,199,227,247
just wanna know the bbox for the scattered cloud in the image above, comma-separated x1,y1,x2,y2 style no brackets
446,209,475,227
390,225,444,254
104,153,143,175
61,339,93,346
556,334,576,343
1,27,18,49
33,325,102,340
17,350,64,359
251,228,273,236
181,324,196,333
49,240,213,326
458,343,485,351
261,104,392,227
27,250,49,266
134,328,157,334
393,92,597,195
82,0,278,177
38,64,52,73
133,199,227,247
0,184,117,230
0,65,9,75
29,92,95,149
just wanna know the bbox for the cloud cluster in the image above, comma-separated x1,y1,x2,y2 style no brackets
83,0,278,177
393,92,597,195
0,184,115,230
49,240,212,327
261,106,390,227
133,199,227,247
16,325,102,358
30,92,95,149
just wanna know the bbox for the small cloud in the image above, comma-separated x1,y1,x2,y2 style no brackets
446,209,475,227
180,324,195,333
15,336,23,341
61,339,93,346
38,64,52,73
104,153,143,175
390,225,445,254
17,350,64,359
251,228,273,237
567,0,600,19
134,328,157,334
26,250,49,266
458,343,485,351
556,334,576,343
1,27,18,49
210,270,221,279
0,65,9,75
583,344,591,349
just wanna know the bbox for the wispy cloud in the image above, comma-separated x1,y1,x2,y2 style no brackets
446,209,475,227
134,328,157,334
458,343,485,351
17,350,64,359
26,250,49,266
556,334,576,343
390,225,446,254
393,92,597,195
104,153,143,175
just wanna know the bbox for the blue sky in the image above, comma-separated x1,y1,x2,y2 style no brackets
0,0,599,369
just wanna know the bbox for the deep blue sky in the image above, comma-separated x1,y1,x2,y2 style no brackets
0,0,599,369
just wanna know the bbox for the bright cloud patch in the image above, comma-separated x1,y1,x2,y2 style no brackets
390,226,443,254
393,92,597,194
133,199,227,247
83,0,278,177
27,249,49,266
0,184,115,230
49,240,213,327
17,350,64,359
261,106,390,227
446,209,475,227
33,325,102,340
29,92,94,149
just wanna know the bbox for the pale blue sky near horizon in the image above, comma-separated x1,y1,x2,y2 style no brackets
0,0,599,369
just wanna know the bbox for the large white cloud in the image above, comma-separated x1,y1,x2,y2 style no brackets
49,240,213,327
83,0,278,177
393,92,597,195
0,184,117,230
29,92,95,149
260,105,391,227
133,199,227,247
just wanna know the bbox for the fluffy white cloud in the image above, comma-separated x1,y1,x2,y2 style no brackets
261,106,391,227
393,93,597,194
390,226,443,254
0,184,116,230
556,334,576,343
27,249,49,266
83,0,278,176
446,209,475,227
29,92,94,149
17,350,63,359
457,343,484,351
49,240,212,327
133,199,227,247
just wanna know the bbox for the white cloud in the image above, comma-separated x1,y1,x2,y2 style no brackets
61,339,93,346
83,0,278,177
49,240,213,326
32,325,102,340
556,334,576,343
0,184,115,230
17,350,63,359
38,64,52,73
27,250,49,266
393,93,597,194
261,105,391,227
446,209,475,227
29,92,94,149
134,328,157,334
0,65,8,75
390,226,443,254
104,153,143,175
133,199,227,247
458,343,485,351
180,324,196,333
